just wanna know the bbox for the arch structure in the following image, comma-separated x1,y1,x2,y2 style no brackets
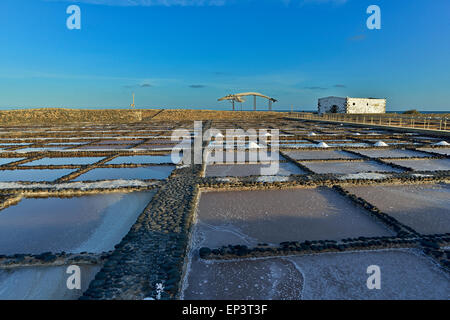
218,92,277,111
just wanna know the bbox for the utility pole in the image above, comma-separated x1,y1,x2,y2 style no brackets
130,93,135,109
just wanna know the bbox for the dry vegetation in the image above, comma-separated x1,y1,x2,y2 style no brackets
0,108,159,125
0,108,288,124
151,109,287,121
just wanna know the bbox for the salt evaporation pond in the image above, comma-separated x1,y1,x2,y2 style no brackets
206,151,284,164
0,191,154,255
0,169,75,182
16,147,66,152
0,265,101,300
194,188,393,248
290,249,450,299
301,160,402,174
417,148,450,156
205,162,305,177
345,184,450,234
354,149,431,158
137,144,177,150
284,150,360,160
0,158,25,166
77,144,133,150
141,139,174,144
182,256,303,300
388,159,450,171
21,157,106,166
182,249,449,300
106,155,175,165
73,166,175,181
96,139,143,145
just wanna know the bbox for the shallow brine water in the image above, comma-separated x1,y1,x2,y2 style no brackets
21,157,106,166
301,161,403,174
284,150,360,160
353,149,431,158
388,159,450,171
417,148,450,156
15,147,67,153
0,158,25,166
136,144,177,150
205,162,305,177
76,144,133,150
0,169,75,182
0,265,101,300
206,151,284,164
96,139,144,145
194,188,393,248
345,184,450,234
182,249,449,300
73,166,175,181
0,191,154,255
105,155,175,165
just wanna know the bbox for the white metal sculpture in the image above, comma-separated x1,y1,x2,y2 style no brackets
218,92,277,111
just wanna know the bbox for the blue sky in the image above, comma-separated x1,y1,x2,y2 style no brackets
0,0,449,111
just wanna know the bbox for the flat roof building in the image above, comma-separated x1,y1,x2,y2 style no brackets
318,96,386,114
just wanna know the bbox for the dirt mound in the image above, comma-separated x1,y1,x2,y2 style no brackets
0,108,288,124
149,109,287,121
0,108,159,125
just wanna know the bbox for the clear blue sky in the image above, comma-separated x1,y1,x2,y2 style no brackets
0,0,449,111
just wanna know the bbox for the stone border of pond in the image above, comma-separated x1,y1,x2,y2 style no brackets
0,251,111,269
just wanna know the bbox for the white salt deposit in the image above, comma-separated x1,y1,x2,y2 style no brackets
339,173,390,180
256,176,290,183
374,141,388,147
317,142,329,148
248,142,261,149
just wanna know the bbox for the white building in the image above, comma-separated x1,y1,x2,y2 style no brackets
318,96,386,114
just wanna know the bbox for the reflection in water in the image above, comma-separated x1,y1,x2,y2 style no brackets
0,191,154,255
73,166,174,181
